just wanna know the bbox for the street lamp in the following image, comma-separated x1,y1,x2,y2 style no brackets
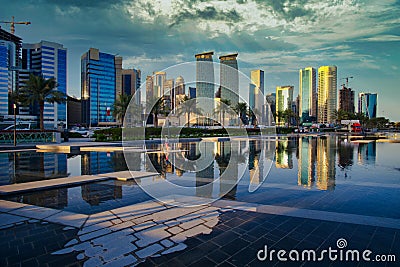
13,103,16,146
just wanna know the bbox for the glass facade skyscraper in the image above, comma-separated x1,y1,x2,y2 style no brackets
0,28,21,118
21,41,67,129
317,66,337,124
195,52,215,115
81,48,116,127
358,92,377,119
299,67,316,123
0,41,17,116
276,86,294,126
219,53,239,108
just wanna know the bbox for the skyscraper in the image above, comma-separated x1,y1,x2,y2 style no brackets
154,71,166,98
219,53,239,107
250,69,265,118
339,85,355,114
317,66,337,124
174,76,185,110
145,75,154,102
81,48,116,127
358,92,377,119
195,52,214,114
276,86,294,126
299,67,317,123
114,56,122,96
0,28,21,117
122,68,141,105
21,41,67,129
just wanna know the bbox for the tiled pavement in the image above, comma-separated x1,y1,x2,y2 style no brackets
0,197,399,267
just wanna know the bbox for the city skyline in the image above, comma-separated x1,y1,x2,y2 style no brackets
0,0,399,120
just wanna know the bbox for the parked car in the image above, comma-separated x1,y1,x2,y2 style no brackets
70,127,94,137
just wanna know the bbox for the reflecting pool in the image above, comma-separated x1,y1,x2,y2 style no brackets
1,135,399,219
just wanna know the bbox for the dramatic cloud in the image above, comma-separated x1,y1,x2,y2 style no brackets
0,0,399,119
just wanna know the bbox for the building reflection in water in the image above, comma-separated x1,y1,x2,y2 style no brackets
81,181,122,206
275,138,294,169
296,136,337,190
81,151,129,175
0,151,68,185
338,138,354,171
357,142,376,164
298,136,317,188
316,136,336,190
196,142,215,198
249,140,263,185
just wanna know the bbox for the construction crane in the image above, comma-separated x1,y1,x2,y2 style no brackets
0,16,31,35
341,76,353,88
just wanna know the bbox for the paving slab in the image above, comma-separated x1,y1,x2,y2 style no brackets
0,213,28,226
45,211,88,228
0,175,108,195
0,199,29,212
85,211,117,227
9,205,61,220
135,225,171,247
98,170,159,181
135,243,164,259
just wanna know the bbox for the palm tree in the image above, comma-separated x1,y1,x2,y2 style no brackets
283,109,296,127
177,96,202,127
234,102,248,127
112,94,133,125
147,97,164,128
249,108,263,127
18,74,66,131
275,110,284,127
214,99,233,127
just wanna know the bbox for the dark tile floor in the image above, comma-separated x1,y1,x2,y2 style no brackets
137,210,398,267
0,210,398,267
0,221,83,267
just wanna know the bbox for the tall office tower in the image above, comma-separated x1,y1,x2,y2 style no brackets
153,71,166,98
115,56,122,96
195,51,214,115
219,53,239,107
298,136,317,188
122,68,141,105
250,69,265,122
339,85,355,113
21,41,67,129
175,76,185,95
276,86,294,126
163,78,174,109
81,48,116,127
249,84,256,110
317,66,337,124
299,67,317,123
145,75,154,102
0,28,21,117
358,92,377,119
174,76,185,109
266,93,276,115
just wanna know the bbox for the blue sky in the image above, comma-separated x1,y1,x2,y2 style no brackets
1,0,399,120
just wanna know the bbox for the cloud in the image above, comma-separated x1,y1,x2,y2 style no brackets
361,35,400,42
170,6,242,27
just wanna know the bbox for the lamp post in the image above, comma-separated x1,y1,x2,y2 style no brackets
13,103,16,146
